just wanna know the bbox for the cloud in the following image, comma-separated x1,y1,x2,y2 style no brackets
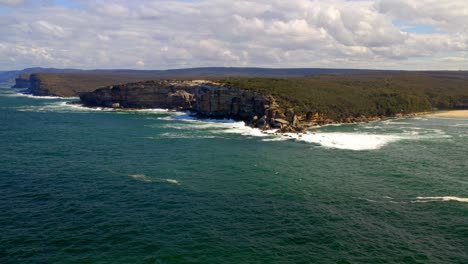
0,0,466,70
0,0,24,5
375,0,468,32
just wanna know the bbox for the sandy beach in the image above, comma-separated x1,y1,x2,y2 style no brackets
428,110,468,118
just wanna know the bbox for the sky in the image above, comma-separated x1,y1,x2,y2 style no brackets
0,0,467,71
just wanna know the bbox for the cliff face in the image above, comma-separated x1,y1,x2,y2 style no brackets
80,80,305,132
80,81,197,109
194,85,272,120
12,74,30,88
29,74,50,96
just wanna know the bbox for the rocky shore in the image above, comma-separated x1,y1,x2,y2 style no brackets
79,80,428,133
12,70,467,131
12,73,436,132
79,80,310,132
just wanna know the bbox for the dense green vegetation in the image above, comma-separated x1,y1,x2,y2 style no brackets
222,73,468,119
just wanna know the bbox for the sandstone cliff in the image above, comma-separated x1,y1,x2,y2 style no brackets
80,80,306,132
29,74,49,96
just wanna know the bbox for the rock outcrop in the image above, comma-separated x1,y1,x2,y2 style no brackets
79,80,306,132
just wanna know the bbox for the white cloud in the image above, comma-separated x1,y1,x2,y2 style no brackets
0,0,466,70
0,0,24,5
375,0,468,32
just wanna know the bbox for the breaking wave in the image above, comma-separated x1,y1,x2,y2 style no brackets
17,102,107,112
264,132,402,151
4,90,78,100
14,94,459,151
157,114,455,151
128,174,180,185
17,101,176,114
414,196,468,203
145,134,221,139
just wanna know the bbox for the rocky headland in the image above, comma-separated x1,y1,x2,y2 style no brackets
10,70,468,132
80,80,308,132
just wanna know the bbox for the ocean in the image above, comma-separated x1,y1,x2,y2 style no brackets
0,82,467,263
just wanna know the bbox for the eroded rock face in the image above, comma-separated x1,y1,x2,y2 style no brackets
193,85,273,122
80,80,197,110
79,80,306,131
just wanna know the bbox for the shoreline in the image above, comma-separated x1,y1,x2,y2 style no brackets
68,101,439,134
426,110,468,118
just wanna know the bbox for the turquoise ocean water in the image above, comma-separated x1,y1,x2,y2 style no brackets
0,82,467,263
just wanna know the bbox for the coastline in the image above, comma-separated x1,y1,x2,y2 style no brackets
426,110,468,118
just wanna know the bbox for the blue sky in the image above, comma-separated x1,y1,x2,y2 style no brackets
0,0,466,70
392,20,436,34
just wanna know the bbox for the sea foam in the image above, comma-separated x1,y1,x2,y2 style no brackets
415,196,468,203
18,101,176,114
264,132,402,150
128,174,180,184
5,91,79,100
159,113,453,150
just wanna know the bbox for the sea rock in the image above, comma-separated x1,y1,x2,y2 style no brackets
272,118,290,127
256,116,270,130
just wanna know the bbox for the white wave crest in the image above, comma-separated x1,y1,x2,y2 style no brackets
145,134,220,139
129,174,153,182
273,132,401,150
128,174,180,184
5,91,78,100
157,113,453,150
382,120,411,125
159,114,272,137
65,103,175,114
17,102,178,114
261,124,451,150
17,102,106,112
415,196,468,203
129,108,171,113
165,179,180,184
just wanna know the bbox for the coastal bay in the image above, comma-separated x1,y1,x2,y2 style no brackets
1,82,467,263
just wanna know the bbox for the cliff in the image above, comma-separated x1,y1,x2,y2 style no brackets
29,74,48,96
12,74,30,88
80,80,305,132
10,69,467,130
79,73,468,132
